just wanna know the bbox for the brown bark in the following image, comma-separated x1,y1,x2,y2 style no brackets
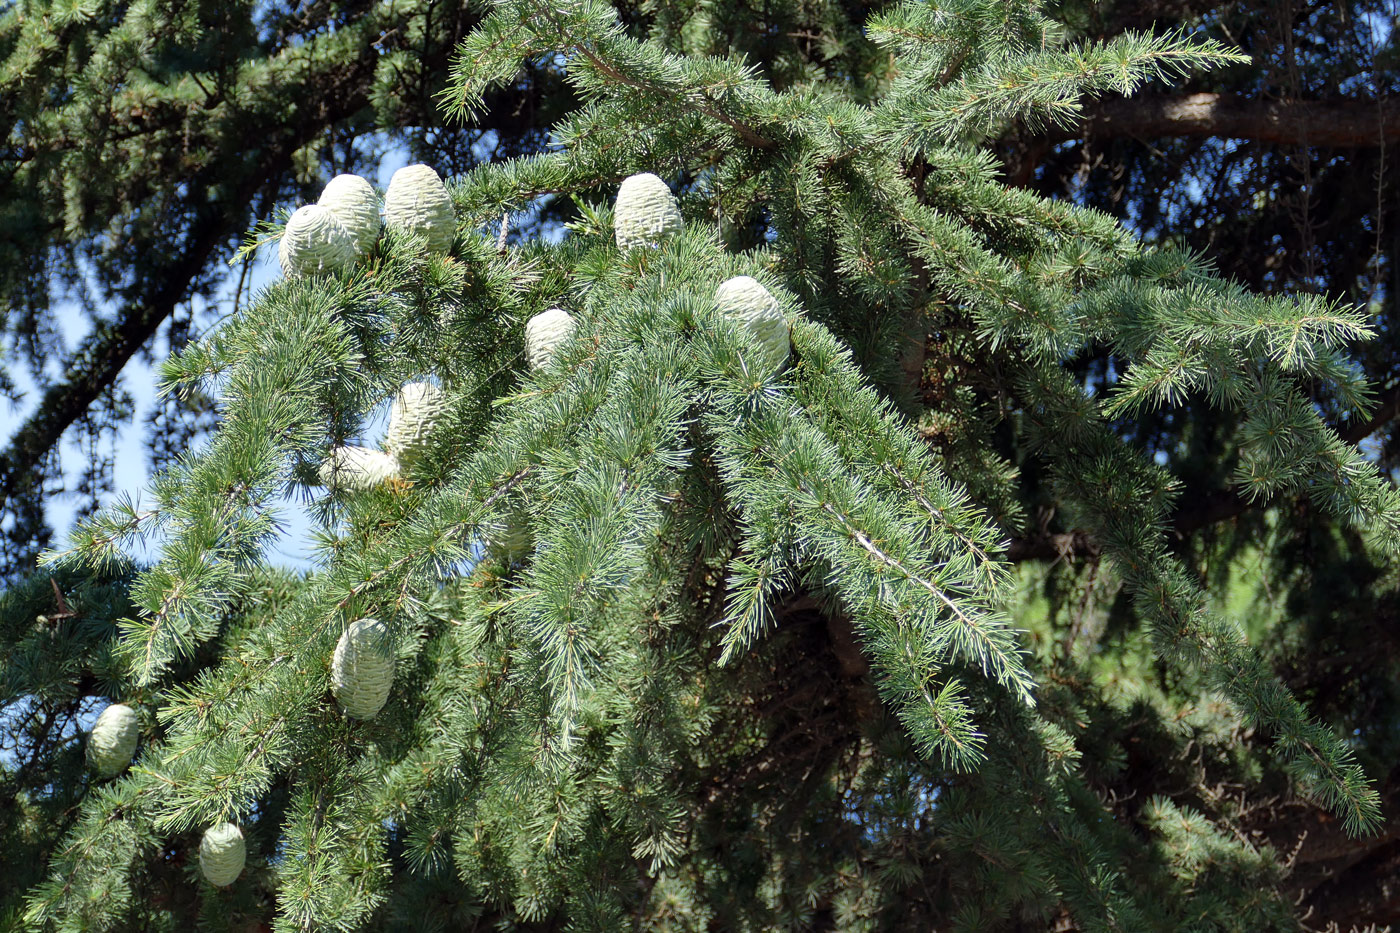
1042,92,1400,148
1240,774,1400,932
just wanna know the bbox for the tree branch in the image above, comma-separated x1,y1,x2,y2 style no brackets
1005,392,1400,563
1341,383,1400,447
1035,93,1400,148
0,15,502,534
0,71,375,516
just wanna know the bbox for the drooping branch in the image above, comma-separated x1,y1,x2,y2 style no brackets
0,13,507,536
1039,92,1400,148
1004,389,1400,563
0,61,380,518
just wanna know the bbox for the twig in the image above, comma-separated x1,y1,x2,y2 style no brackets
49,578,76,620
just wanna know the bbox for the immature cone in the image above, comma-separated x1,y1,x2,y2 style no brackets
318,446,400,491
87,703,139,778
383,382,446,469
383,164,455,253
613,173,683,250
199,822,246,886
278,204,357,277
331,618,395,720
318,173,381,256
714,275,790,372
525,308,577,370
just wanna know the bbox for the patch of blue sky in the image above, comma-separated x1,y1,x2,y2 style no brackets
1,149,424,573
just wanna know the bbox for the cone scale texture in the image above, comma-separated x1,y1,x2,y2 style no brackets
331,618,395,720
525,308,577,370
318,174,381,256
614,173,683,250
199,823,245,887
384,164,456,253
87,703,139,778
278,204,357,277
714,276,790,372
384,383,447,469
318,446,400,491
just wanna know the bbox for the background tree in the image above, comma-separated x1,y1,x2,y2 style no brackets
0,0,577,574
1000,0,1400,920
2,0,1400,929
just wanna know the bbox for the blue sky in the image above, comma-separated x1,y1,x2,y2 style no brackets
0,152,417,571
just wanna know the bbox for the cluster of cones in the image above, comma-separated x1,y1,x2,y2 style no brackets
79,168,802,892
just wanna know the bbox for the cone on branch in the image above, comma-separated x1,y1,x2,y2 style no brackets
383,382,447,470
613,173,683,250
330,618,395,720
525,308,578,370
86,703,139,778
383,164,456,254
318,174,382,257
16,0,1399,929
278,204,357,277
317,446,401,492
198,823,245,887
714,275,790,373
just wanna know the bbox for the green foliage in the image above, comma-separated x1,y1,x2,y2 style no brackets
4,0,1398,928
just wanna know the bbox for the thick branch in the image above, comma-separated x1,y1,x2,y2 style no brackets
0,75,374,512
1003,531,1100,563
1038,93,1400,148
1341,383,1400,447
1243,776,1400,930
0,18,495,523
0,217,228,504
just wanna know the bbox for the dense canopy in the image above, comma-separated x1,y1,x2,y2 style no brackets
1,0,1398,929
